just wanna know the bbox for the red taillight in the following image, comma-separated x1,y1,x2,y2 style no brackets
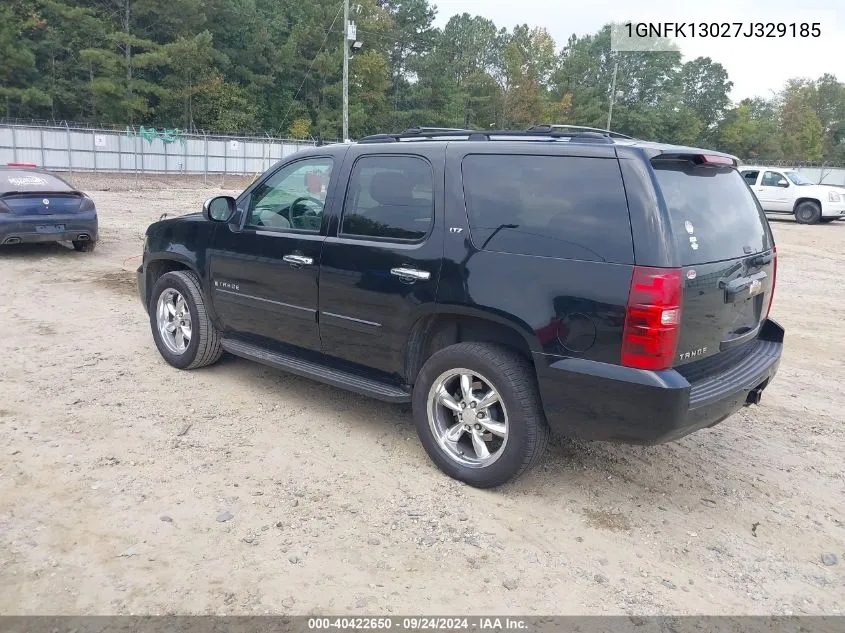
765,246,777,318
6,162,37,167
621,266,682,371
699,155,734,166
79,195,96,213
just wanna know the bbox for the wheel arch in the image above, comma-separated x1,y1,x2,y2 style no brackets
793,197,821,212
404,307,540,385
144,254,197,308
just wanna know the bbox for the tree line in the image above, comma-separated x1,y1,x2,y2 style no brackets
2,0,845,164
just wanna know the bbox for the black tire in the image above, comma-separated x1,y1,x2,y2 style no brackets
412,342,550,488
795,201,821,224
73,240,96,252
148,270,222,369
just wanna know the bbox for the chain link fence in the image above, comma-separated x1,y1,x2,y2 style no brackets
0,120,318,182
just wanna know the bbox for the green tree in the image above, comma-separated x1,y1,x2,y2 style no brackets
779,85,823,161
0,1,51,118
192,76,258,131
716,98,781,161
424,13,505,128
377,0,436,121
552,25,684,138
500,26,557,128
349,50,391,136
807,74,845,162
158,31,218,130
3,3,845,163
679,57,732,140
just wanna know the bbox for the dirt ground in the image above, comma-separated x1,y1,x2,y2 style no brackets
1,173,843,616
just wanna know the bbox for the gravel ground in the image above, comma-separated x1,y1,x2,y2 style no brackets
1,174,843,616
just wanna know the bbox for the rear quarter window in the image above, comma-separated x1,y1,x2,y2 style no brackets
460,155,633,263
653,162,771,265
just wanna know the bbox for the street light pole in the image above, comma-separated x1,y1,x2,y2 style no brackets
342,0,349,142
606,57,618,132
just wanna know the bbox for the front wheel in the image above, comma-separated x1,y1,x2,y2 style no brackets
412,342,550,488
795,201,821,224
149,270,222,369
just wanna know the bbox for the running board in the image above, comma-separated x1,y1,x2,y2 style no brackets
220,338,411,403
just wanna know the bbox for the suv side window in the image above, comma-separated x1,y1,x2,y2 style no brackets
761,171,788,188
246,157,333,232
340,155,434,241
741,170,760,185
461,154,633,263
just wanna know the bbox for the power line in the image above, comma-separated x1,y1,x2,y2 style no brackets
280,0,345,132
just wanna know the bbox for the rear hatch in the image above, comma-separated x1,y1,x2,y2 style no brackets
652,158,775,369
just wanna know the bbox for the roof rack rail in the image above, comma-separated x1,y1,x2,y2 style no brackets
528,124,633,139
358,134,400,144
358,128,488,143
403,126,476,135
356,126,625,144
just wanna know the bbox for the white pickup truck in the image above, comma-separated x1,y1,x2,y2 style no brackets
739,166,845,224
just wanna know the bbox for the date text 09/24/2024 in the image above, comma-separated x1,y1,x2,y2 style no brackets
307,618,527,630
624,21,821,38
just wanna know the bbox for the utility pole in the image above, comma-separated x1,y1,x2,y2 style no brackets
342,0,349,142
606,57,618,132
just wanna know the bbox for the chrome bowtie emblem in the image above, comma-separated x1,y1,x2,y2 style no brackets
749,279,762,297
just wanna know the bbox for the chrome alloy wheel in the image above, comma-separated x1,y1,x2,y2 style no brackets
427,368,508,468
156,288,192,354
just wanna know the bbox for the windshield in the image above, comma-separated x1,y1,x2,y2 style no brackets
786,171,814,185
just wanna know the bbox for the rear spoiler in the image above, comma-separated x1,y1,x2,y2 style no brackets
643,148,739,168
0,190,82,198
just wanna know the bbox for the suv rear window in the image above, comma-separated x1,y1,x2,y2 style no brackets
653,163,771,265
461,155,633,263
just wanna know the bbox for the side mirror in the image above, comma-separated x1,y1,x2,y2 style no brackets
777,179,789,187
203,196,237,222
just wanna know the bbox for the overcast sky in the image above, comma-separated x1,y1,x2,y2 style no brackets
431,0,843,102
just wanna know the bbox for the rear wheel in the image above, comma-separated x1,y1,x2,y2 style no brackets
412,342,550,488
149,270,222,369
73,240,96,252
795,201,821,224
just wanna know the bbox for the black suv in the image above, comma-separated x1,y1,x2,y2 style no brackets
138,126,784,488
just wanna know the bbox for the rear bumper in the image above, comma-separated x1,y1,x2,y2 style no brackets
0,213,98,245
535,318,784,444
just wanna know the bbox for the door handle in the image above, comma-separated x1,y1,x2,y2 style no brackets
390,267,431,281
283,254,314,266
